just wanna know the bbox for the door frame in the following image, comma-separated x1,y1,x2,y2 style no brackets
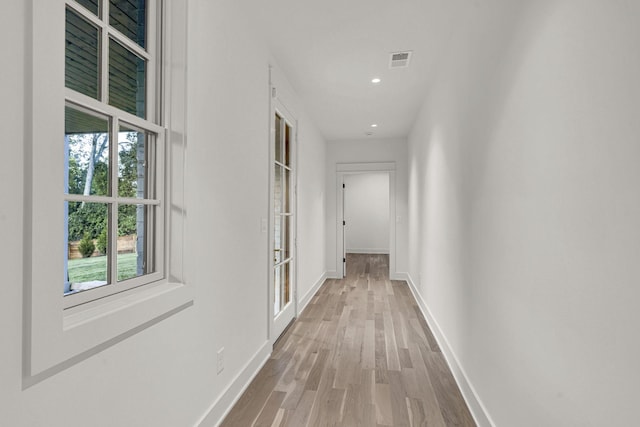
336,162,396,278
268,88,298,345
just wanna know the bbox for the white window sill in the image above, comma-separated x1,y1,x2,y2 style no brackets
64,281,192,329
28,281,193,381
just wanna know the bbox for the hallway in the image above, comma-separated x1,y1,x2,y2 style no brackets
221,254,475,426
5,1,639,425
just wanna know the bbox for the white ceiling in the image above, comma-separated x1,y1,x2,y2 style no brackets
246,0,465,141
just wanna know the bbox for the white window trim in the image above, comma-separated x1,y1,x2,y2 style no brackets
24,0,191,382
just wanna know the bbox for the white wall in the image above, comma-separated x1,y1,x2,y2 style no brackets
407,1,640,426
344,173,389,254
296,113,327,308
0,1,326,426
326,138,408,278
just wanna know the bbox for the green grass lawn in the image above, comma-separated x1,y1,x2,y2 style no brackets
68,252,139,283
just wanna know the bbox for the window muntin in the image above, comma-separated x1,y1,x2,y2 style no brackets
64,0,161,307
76,0,100,16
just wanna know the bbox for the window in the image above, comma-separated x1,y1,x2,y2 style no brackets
25,0,190,380
64,0,164,308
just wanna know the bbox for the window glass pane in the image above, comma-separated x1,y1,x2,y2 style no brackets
275,114,282,164
109,0,146,48
274,264,281,314
274,216,289,264
65,106,110,196
109,38,146,118
285,123,291,166
66,8,100,99
282,216,290,260
76,0,100,16
274,215,282,265
274,262,290,314
275,215,283,260
117,204,153,281
283,262,290,306
274,165,282,216
283,169,290,213
118,125,151,199
65,201,110,294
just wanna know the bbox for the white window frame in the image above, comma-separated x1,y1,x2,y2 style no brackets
63,100,166,309
25,0,191,381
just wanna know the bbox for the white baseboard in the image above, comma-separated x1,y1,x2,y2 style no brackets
196,341,271,427
325,270,342,280
298,272,327,314
405,274,495,427
346,248,390,254
390,271,409,281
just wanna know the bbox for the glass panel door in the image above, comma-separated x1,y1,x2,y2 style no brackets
274,113,293,315
271,107,296,341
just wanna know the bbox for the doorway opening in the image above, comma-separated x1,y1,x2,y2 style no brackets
336,162,396,279
343,172,390,275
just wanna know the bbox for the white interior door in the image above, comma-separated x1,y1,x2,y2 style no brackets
270,104,296,341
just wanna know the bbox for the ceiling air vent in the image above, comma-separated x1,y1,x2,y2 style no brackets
389,51,412,69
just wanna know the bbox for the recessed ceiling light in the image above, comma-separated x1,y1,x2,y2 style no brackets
371,124,378,128
371,78,381,84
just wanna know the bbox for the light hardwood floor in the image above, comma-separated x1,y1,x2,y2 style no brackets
221,254,476,427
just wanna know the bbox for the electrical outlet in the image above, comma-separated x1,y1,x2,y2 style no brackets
217,347,224,374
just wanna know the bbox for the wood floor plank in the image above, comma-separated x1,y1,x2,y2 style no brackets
407,342,448,427
374,382,393,426
221,254,475,427
306,367,338,427
304,348,330,391
400,368,422,399
341,382,365,426
282,390,315,427
399,347,413,369
220,353,293,427
253,391,286,427
406,397,428,427
270,408,286,427
407,317,429,344
383,310,401,371
422,350,476,427
362,319,376,370
326,387,347,425
361,369,375,406
389,370,411,427
413,306,441,352
374,312,389,384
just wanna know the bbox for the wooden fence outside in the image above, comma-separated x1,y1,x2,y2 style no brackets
68,235,137,259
